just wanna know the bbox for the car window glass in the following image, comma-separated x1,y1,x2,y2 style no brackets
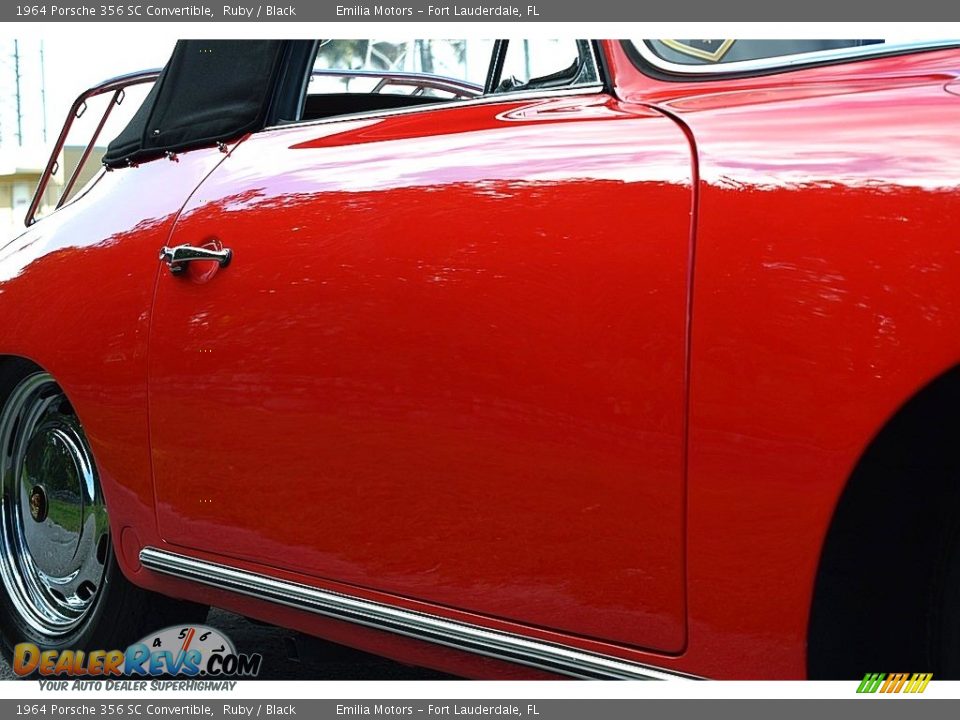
634,39,886,69
309,40,492,99
300,39,601,123
494,39,599,92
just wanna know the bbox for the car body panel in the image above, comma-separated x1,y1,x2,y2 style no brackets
0,148,231,570
3,41,960,679
146,94,694,653
607,40,960,677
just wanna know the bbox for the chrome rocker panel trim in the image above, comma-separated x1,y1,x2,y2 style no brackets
139,547,694,681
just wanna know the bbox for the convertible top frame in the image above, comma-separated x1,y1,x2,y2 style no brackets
25,69,160,227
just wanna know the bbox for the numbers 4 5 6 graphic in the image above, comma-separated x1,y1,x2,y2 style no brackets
13,625,263,677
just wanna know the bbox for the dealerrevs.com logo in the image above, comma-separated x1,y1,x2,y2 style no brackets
13,625,262,678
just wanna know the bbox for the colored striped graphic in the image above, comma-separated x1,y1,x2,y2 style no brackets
857,673,933,694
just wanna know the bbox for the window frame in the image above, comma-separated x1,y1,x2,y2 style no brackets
266,39,606,132
625,39,960,81
485,39,601,94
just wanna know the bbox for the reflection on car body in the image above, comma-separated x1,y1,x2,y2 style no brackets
3,38,960,680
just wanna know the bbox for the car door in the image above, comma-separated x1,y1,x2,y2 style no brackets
147,40,694,653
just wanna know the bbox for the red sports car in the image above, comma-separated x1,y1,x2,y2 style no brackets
2,37,960,680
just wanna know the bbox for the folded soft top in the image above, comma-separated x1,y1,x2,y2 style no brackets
104,40,300,167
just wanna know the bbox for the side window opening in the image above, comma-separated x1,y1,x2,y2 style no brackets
490,40,599,93
301,40,489,122
299,39,601,123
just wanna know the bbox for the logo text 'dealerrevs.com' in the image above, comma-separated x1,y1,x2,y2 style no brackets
13,625,262,678
857,673,933,694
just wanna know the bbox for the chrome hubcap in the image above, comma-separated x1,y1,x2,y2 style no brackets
0,373,108,636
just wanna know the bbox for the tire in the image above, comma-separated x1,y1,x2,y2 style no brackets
934,515,960,677
0,359,206,658
807,368,960,678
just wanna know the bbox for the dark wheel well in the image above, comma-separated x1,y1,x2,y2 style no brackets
0,355,41,373
808,366,960,678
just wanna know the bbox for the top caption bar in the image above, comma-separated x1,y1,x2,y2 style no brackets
4,0,954,21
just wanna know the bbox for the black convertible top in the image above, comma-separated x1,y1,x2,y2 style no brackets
104,40,312,167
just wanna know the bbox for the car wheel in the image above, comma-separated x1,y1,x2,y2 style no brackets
0,360,206,659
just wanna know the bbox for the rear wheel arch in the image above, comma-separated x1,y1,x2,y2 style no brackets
0,355,206,660
808,365,960,678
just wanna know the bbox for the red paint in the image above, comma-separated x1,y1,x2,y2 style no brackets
608,41,960,677
148,94,693,653
0,147,233,569
2,41,960,678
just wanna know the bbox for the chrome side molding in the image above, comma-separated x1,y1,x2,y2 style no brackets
139,547,695,681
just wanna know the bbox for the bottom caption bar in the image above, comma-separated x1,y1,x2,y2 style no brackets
4,701,960,719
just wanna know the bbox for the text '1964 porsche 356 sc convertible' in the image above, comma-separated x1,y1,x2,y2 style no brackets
2,37,960,680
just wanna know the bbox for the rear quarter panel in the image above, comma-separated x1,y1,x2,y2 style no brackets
608,42,960,677
0,149,229,573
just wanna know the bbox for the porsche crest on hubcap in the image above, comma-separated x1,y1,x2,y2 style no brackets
28,486,47,523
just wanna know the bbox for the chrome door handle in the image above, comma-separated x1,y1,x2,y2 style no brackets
159,244,232,274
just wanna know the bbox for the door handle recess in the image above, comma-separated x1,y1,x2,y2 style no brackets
160,244,232,274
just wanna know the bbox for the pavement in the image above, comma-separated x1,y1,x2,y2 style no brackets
0,608,452,681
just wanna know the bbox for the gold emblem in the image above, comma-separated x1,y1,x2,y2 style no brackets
660,39,735,63
29,487,46,522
